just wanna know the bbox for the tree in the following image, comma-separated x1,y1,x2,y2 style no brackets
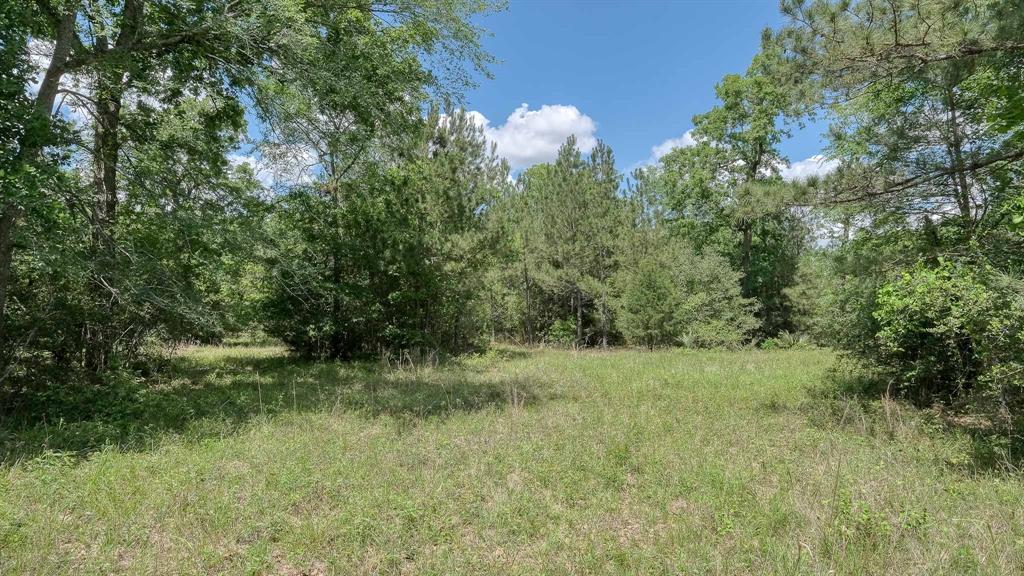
778,0,1024,239
2,0,316,374
775,0,1024,416
262,108,508,358
653,49,808,336
614,177,759,349
2,0,500,390
489,137,626,346
614,245,759,350
614,257,677,350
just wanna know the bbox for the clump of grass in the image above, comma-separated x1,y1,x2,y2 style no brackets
1,346,1021,574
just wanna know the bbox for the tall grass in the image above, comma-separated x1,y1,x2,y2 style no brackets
1,346,1021,574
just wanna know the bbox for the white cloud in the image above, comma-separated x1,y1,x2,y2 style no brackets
651,130,696,160
467,104,598,169
780,154,838,181
630,130,697,171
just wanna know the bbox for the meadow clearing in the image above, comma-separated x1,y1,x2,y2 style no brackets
1,345,1021,575
8,0,1024,573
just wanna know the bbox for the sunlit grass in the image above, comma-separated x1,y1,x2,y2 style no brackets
1,346,1021,574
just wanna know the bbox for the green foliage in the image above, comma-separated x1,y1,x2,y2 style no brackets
783,251,832,342
613,258,677,349
760,330,813,350
772,0,1024,437
262,110,507,358
647,48,810,337
1007,192,1024,235
4,95,263,376
487,137,626,346
1,0,501,403
615,241,759,349
544,319,578,346
873,262,1024,408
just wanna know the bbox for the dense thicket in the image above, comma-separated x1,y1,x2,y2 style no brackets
262,109,507,357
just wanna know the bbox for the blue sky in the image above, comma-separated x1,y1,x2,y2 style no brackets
463,0,832,176
25,1,835,187
27,1,833,185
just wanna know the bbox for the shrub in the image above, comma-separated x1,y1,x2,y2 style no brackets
760,330,812,350
872,262,1024,414
545,319,578,347
613,258,678,349
614,242,759,349
261,179,490,359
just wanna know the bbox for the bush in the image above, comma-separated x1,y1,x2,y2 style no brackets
545,319,578,346
261,176,490,359
872,262,1024,415
614,242,759,349
760,330,812,350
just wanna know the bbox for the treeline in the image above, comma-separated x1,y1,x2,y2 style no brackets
486,137,764,349
267,125,765,356
3,0,1024,435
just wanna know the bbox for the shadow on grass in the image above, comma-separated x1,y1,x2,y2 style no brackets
0,348,548,465
803,359,1024,475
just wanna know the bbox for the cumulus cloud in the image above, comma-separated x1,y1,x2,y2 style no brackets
630,130,697,170
467,104,598,169
779,154,839,181
651,130,697,161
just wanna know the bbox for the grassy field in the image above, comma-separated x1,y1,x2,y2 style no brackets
1,345,1022,574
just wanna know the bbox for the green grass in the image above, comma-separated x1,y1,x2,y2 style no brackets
1,346,1022,574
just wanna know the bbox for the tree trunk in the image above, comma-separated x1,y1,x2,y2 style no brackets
0,207,16,342
598,249,609,348
575,287,583,345
34,12,76,120
600,302,608,348
738,147,762,301
945,86,974,238
330,252,343,358
83,0,144,373
739,220,754,297
92,80,122,244
521,234,533,344
84,69,126,373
